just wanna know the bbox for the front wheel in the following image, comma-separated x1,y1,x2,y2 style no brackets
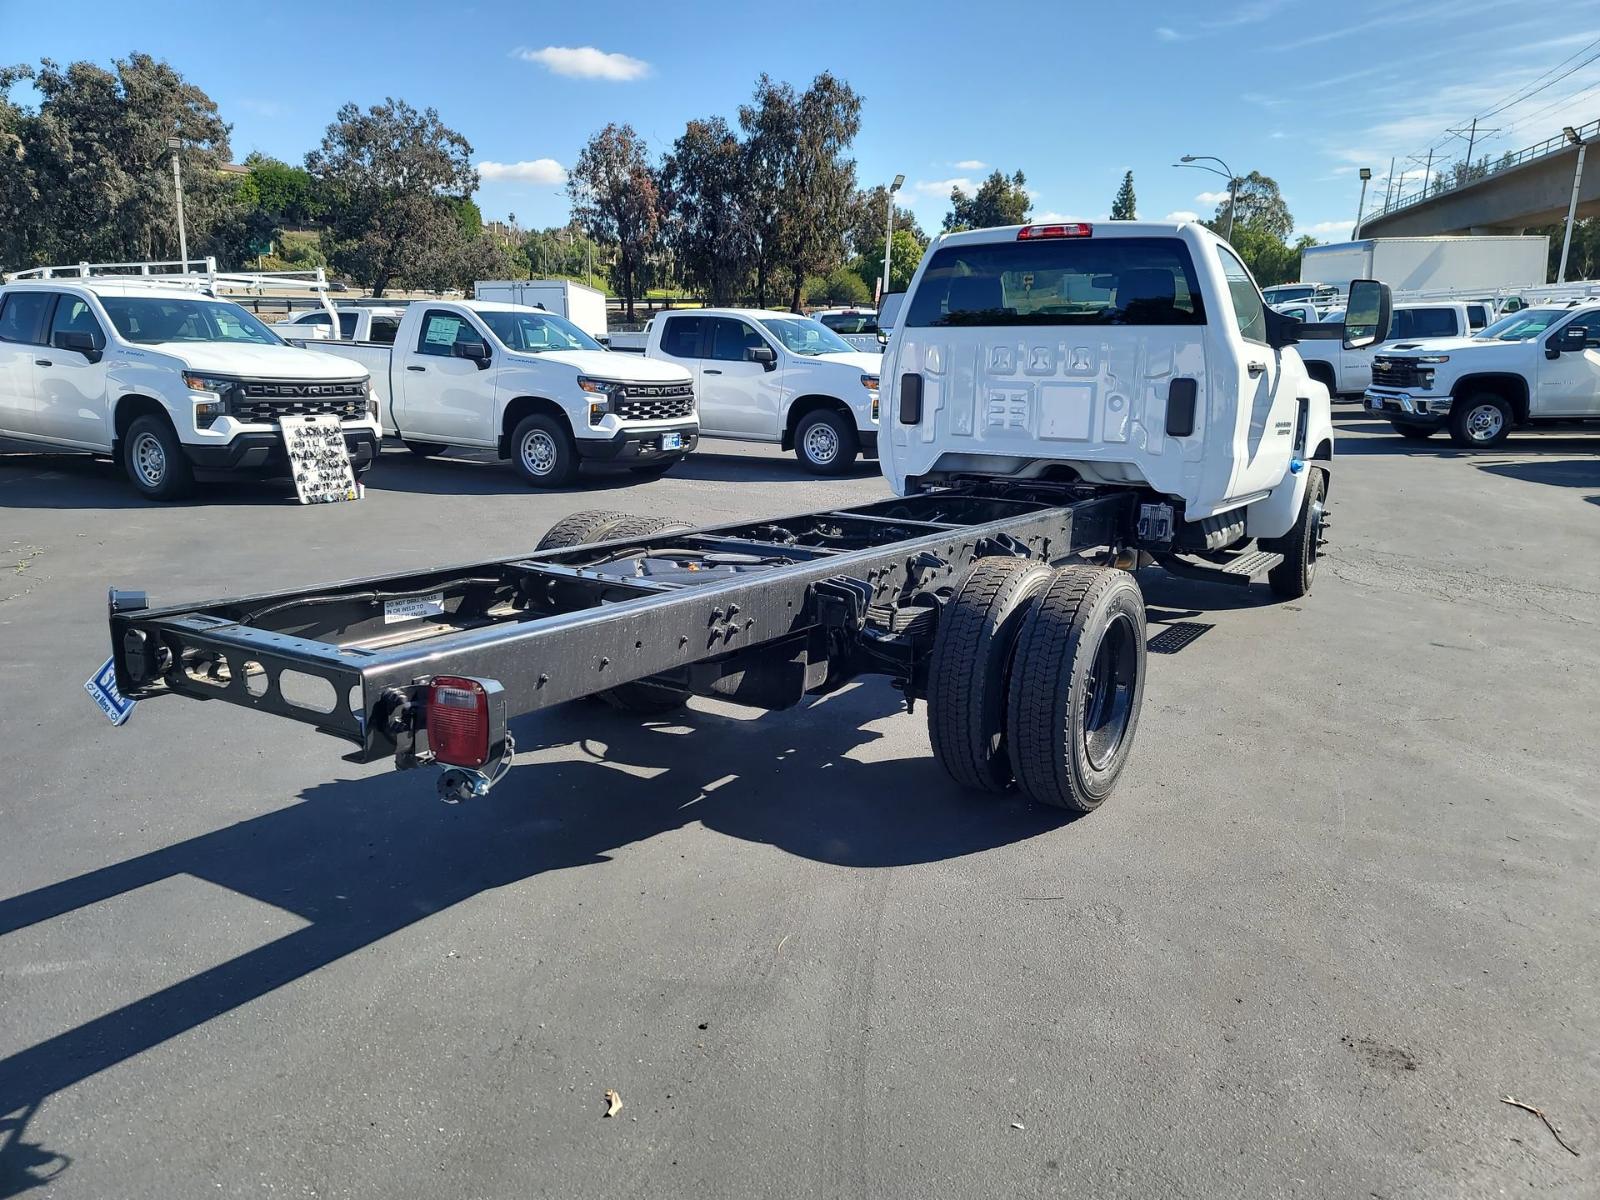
1449,394,1513,449
1268,468,1327,599
120,414,195,501
793,409,859,475
510,414,579,487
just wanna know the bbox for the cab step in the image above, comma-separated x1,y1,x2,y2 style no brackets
1158,549,1284,588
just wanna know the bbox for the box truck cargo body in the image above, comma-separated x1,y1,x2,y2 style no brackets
1300,236,1548,294
472,279,608,339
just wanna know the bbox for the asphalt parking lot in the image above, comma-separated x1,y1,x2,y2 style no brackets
2,418,1598,1198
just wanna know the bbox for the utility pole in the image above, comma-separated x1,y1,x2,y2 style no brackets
1559,126,1588,284
882,174,905,301
1382,156,1397,210
1445,117,1499,188
167,136,188,268
1353,167,1373,239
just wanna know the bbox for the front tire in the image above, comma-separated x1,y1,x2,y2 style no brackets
511,414,579,487
793,408,859,475
1389,421,1434,441
120,414,195,501
1449,393,1513,448
1267,468,1327,599
1006,566,1147,814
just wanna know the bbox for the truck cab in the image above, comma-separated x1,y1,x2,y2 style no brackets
880,219,1358,589
1296,301,1474,397
276,306,404,344
645,307,881,473
811,307,883,353
1365,302,1600,447
0,268,380,500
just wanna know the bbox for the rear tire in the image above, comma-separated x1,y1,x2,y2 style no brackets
1448,393,1513,449
927,558,1056,792
404,440,447,457
120,414,195,501
535,509,634,552
1006,566,1147,814
793,408,859,475
511,414,579,487
1389,421,1434,441
1268,468,1326,600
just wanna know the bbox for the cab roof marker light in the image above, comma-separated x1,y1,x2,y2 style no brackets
1018,223,1093,240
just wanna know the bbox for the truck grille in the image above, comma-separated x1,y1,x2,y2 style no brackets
231,379,368,424
1371,358,1424,389
615,382,694,421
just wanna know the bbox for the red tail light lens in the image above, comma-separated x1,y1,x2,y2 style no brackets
428,676,492,767
1018,223,1093,240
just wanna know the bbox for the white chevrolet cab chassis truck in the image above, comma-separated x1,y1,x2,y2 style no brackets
103,222,1386,816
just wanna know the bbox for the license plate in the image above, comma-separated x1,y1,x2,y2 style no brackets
661,432,684,452
85,656,136,726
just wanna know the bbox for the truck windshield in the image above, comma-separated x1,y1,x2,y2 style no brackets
1474,308,1570,341
481,310,602,353
100,297,284,345
758,317,854,355
905,237,1205,327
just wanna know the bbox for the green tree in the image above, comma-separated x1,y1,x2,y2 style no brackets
739,72,863,311
1111,170,1137,220
943,169,1030,232
306,97,478,297
568,122,661,320
806,265,872,306
1212,170,1292,242
239,154,318,225
845,184,924,259
852,227,925,297
660,116,754,305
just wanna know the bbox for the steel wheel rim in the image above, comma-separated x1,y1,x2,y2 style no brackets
803,422,839,465
1307,499,1325,577
1466,404,1503,441
131,432,166,488
1082,611,1138,772
520,430,557,475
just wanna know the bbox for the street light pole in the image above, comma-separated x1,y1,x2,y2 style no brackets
1177,154,1237,241
882,173,905,302
1559,126,1588,284
167,136,188,268
1353,167,1373,239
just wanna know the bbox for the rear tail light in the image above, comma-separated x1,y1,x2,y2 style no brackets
1018,223,1093,240
426,675,504,768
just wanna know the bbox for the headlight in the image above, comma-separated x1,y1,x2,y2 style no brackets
860,374,880,391
184,374,234,429
1418,370,1436,389
183,373,234,397
1416,355,1450,364
365,379,380,420
576,376,619,396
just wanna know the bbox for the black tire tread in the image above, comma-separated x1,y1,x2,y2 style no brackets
1006,566,1145,813
535,510,635,551
927,558,1056,792
1268,468,1325,599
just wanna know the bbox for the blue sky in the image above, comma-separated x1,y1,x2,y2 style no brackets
4,0,1600,242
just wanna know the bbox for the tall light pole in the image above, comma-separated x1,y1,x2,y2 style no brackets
882,173,905,301
1353,167,1373,239
1558,125,1588,284
167,136,188,268
1176,154,1237,241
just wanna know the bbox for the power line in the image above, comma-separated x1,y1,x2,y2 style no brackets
1477,37,1600,121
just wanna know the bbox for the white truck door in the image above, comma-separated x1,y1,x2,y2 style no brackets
1535,311,1600,416
1215,246,1293,496
0,291,55,437
655,314,715,428
702,317,784,438
399,308,497,445
37,293,111,448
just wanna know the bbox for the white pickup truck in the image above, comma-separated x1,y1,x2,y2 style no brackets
296,299,698,486
644,307,880,473
1364,302,1600,446
811,307,883,353
1295,300,1481,398
0,266,380,500
276,306,404,343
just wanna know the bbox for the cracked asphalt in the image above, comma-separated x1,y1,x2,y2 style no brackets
1,415,1597,1198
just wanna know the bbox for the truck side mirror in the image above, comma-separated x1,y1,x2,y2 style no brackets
1342,279,1392,350
1549,325,1589,358
454,340,492,369
746,345,777,371
53,329,102,363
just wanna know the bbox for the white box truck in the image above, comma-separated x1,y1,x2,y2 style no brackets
472,279,608,340
1300,236,1548,295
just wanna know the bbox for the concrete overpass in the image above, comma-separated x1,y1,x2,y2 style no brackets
1361,118,1600,237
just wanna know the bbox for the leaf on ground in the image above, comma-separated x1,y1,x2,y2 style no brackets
603,1088,623,1118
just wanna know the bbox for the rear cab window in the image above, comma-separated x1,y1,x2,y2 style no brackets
0,291,55,345
660,316,707,358
904,236,1206,328
1390,308,1459,340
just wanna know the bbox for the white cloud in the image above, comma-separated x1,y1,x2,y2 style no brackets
478,158,568,185
1033,211,1106,224
1165,210,1201,223
914,177,974,198
1195,190,1230,204
1297,220,1355,240
1154,26,1186,41
952,159,988,171
514,45,650,81
1269,130,1287,139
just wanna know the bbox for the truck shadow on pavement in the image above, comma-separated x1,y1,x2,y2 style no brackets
0,452,299,510
0,680,1067,1195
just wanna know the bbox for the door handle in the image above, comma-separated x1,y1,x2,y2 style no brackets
703,368,723,375
1247,360,1267,377
34,359,52,367
406,365,426,373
